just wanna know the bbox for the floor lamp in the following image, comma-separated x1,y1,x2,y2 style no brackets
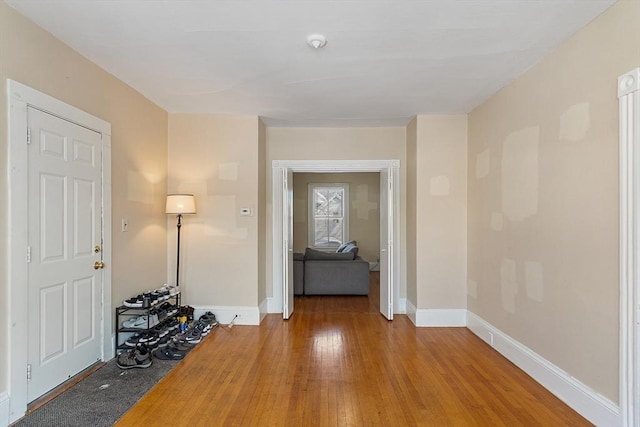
166,194,196,287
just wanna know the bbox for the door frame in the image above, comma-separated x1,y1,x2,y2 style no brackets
619,68,640,427
271,159,400,316
7,80,112,423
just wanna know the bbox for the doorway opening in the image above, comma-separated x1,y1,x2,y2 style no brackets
291,171,381,310
271,160,400,321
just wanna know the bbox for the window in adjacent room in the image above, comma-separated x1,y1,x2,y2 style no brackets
308,183,349,250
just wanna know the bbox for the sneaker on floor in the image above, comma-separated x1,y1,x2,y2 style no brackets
155,347,185,360
185,329,202,344
117,345,152,369
157,335,172,349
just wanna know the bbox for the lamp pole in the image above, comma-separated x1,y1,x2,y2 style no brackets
176,213,182,287
166,194,196,289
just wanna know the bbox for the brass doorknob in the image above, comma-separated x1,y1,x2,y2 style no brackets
94,261,105,270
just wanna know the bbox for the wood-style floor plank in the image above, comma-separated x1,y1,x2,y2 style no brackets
116,273,591,426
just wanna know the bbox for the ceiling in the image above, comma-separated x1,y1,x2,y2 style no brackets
6,0,616,127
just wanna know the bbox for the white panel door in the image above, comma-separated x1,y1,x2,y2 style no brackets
283,169,294,319
27,107,103,402
379,169,393,320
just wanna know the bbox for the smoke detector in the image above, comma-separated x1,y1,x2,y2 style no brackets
306,34,327,49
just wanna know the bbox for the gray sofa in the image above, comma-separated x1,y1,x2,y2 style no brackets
294,244,369,295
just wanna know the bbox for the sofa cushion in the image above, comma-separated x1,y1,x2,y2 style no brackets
305,247,355,261
336,240,357,253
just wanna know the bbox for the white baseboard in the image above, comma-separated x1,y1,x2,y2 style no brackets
467,311,620,427
192,305,261,325
406,300,417,324
396,298,407,314
266,297,281,314
413,308,467,327
258,299,268,322
0,392,9,427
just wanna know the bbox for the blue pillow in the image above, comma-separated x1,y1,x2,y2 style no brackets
342,243,359,257
336,240,357,253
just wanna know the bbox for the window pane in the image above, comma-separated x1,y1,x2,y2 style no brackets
313,218,343,247
314,190,328,216
310,185,347,248
313,218,329,246
327,190,343,216
328,218,343,244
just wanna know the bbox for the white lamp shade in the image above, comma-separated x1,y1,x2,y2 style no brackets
166,194,196,214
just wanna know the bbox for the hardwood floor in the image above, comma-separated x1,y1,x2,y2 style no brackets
117,273,590,426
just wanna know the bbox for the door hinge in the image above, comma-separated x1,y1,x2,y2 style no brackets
27,127,31,144
26,246,31,263
27,364,32,381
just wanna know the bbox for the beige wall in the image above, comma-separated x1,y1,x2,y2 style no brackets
467,0,640,402
292,173,380,261
415,115,468,309
405,118,418,305
257,120,267,305
0,2,168,396
266,127,406,301
167,114,261,307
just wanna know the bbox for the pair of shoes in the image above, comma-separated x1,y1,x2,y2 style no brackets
193,320,213,337
166,318,180,331
152,323,169,338
185,328,202,343
155,347,185,360
159,302,178,317
169,340,193,351
156,335,172,349
125,331,159,348
122,314,158,329
123,296,143,308
199,311,218,326
179,305,195,321
117,344,152,369
162,283,180,297
122,315,148,329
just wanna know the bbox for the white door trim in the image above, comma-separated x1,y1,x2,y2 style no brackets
7,80,112,423
619,67,640,427
271,159,400,315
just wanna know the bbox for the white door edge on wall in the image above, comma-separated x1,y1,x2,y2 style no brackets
618,67,640,427
7,80,112,424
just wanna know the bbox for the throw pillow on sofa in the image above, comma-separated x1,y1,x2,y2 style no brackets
336,240,357,253
305,247,355,261
341,243,359,257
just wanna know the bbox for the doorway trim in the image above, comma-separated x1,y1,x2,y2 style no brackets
7,80,112,423
619,67,639,427
271,159,400,316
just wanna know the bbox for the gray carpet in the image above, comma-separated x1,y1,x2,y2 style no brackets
12,355,181,426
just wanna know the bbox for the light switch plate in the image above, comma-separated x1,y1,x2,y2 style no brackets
240,207,252,216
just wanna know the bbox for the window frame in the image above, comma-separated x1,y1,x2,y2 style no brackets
307,182,349,251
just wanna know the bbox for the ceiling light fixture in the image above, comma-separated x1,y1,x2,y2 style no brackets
306,34,327,49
